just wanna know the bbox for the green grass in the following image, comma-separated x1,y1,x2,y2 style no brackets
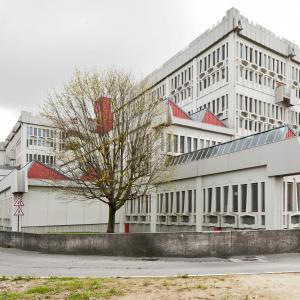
0,277,125,300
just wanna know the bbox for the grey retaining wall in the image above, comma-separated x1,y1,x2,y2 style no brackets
0,230,300,257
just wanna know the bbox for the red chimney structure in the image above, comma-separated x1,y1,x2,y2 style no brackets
94,97,113,134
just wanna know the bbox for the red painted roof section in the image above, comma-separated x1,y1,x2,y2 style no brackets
202,111,225,127
285,128,296,139
28,161,69,180
80,166,97,181
94,97,113,134
167,100,191,120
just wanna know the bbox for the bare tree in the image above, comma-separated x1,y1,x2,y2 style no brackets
42,69,168,233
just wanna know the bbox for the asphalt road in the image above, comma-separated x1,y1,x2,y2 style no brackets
1,247,300,277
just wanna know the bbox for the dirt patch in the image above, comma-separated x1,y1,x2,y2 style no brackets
0,273,300,299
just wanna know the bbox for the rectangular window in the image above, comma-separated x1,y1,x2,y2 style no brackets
251,183,258,212
261,182,265,212
193,138,198,151
174,135,178,153
223,186,229,212
194,190,196,213
180,136,185,153
165,193,169,213
241,184,247,212
170,192,174,213
181,191,185,213
187,137,191,153
176,191,180,213
297,183,300,212
188,190,192,213
216,187,221,212
208,188,213,213
232,185,238,212
287,182,293,211
160,194,163,213
203,189,206,212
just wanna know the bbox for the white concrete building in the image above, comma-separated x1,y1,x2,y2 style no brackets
3,111,57,168
0,160,123,232
2,8,300,233
125,7,300,232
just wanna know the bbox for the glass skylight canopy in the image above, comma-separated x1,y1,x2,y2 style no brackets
168,125,294,167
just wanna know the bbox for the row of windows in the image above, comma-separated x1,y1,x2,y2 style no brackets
157,190,196,214
203,182,265,214
170,65,193,90
165,134,221,154
238,41,286,75
236,93,300,126
197,94,229,115
27,126,54,139
283,181,300,212
125,195,151,215
197,67,227,93
197,43,228,74
151,84,166,99
238,118,278,133
26,153,55,165
27,138,54,148
239,66,280,90
173,86,192,104
291,66,300,83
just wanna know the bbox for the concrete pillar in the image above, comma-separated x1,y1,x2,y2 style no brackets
195,177,203,232
150,192,157,233
265,176,283,230
192,58,198,111
118,205,125,233
227,31,237,131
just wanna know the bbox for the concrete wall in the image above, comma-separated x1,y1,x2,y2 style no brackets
1,230,300,258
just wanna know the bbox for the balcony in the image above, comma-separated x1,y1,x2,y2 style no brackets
275,84,297,107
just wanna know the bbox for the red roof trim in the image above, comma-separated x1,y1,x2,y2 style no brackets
285,128,296,139
202,111,225,127
167,100,191,120
28,161,69,180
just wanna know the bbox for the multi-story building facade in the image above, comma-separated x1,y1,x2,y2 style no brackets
146,7,300,139
2,8,300,234
125,8,300,233
3,111,58,168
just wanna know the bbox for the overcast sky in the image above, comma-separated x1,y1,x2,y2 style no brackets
1,0,300,140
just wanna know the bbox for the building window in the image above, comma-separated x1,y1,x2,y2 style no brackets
261,182,265,212
180,136,185,153
174,135,178,153
193,138,198,151
176,191,180,213
287,182,293,211
170,192,174,214
187,137,191,153
241,184,247,212
232,185,238,212
208,188,213,213
165,193,169,213
216,187,221,212
251,183,258,212
181,191,185,213
188,190,192,213
203,189,206,213
223,186,229,212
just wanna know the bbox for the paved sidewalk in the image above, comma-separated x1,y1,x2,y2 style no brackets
1,247,300,277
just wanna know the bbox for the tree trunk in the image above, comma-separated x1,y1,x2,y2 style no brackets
107,205,116,233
